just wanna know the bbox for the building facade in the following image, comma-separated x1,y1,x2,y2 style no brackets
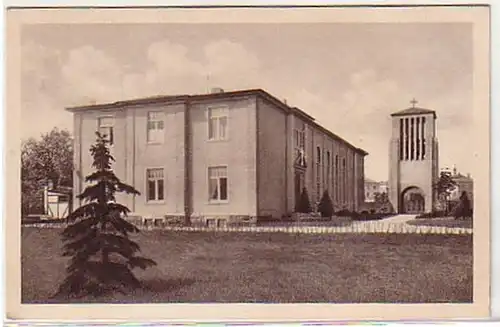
441,167,474,206
388,103,439,214
68,88,367,225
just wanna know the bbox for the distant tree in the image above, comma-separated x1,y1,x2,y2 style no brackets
56,132,156,298
21,128,73,216
295,187,312,213
453,191,472,220
372,192,394,213
434,171,457,215
373,192,389,205
318,190,334,218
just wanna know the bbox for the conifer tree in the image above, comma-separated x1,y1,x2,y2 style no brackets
318,190,334,218
295,187,312,213
453,191,472,220
56,132,156,297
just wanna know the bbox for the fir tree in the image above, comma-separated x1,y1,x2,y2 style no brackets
453,191,472,220
318,190,334,218
56,132,156,298
295,187,312,213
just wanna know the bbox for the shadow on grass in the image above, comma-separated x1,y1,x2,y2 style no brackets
407,218,473,229
140,277,197,293
29,277,198,304
257,217,353,228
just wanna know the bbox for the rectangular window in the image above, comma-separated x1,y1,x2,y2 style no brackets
147,111,165,143
208,107,229,141
98,117,114,145
399,118,404,160
326,151,331,190
410,118,415,160
208,166,228,202
335,155,339,202
294,122,306,150
342,158,346,204
421,117,426,159
416,117,420,160
146,168,164,202
404,118,409,160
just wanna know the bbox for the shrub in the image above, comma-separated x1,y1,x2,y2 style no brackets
317,190,334,218
416,210,447,219
335,209,359,218
452,191,473,219
295,187,312,213
352,212,394,221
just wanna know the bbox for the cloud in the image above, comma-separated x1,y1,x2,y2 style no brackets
21,39,265,138
284,70,408,181
123,39,262,98
21,36,474,182
203,40,262,88
60,45,125,104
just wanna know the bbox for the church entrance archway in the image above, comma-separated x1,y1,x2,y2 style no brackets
401,187,425,214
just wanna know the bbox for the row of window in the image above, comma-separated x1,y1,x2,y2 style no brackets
294,120,352,204
399,117,427,161
315,146,349,204
146,166,228,202
96,107,230,146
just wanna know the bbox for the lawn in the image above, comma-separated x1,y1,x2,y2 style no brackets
407,218,473,229
22,227,472,304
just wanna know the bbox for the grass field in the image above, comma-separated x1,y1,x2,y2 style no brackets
407,218,473,229
22,227,473,304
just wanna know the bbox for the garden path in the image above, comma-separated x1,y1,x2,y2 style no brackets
352,214,416,226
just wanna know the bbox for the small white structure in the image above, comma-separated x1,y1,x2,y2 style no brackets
43,181,72,219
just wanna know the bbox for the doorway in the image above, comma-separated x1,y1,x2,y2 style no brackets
401,187,425,214
294,171,305,209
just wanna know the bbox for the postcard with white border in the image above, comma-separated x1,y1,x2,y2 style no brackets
5,5,491,322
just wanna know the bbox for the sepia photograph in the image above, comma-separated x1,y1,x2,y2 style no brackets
6,5,491,321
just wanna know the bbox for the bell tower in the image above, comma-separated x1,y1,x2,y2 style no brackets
388,100,439,214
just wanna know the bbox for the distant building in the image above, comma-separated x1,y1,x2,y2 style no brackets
67,88,368,226
43,181,72,219
444,167,474,206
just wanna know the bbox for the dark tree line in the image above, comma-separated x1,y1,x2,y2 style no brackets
21,128,73,216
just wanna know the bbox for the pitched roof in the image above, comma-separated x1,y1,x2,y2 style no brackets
66,88,368,156
391,107,437,118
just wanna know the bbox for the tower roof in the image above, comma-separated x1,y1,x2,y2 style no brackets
391,107,436,118
391,98,437,118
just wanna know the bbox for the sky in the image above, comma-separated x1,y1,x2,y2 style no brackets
21,22,473,182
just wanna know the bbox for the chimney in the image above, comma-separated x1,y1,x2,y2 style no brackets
210,87,224,94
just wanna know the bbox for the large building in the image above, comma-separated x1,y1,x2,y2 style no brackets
67,88,368,226
388,100,439,214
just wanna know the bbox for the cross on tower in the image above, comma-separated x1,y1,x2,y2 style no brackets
410,98,418,108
